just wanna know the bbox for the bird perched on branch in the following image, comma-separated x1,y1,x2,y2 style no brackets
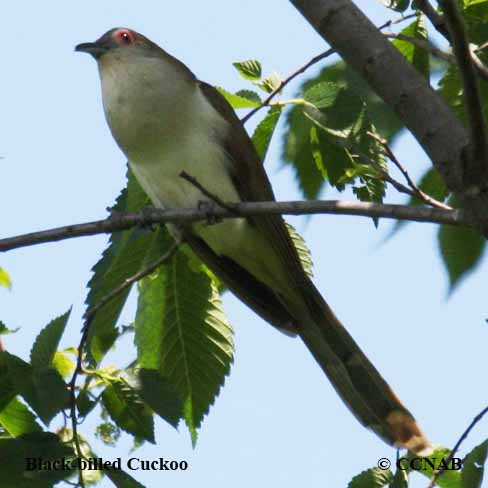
76,27,431,454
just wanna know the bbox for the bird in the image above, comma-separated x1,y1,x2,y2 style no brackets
76,27,431,455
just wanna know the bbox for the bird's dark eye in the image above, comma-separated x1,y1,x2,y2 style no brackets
121,32,131,43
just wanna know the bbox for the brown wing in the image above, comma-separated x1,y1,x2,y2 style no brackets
199,82,310,292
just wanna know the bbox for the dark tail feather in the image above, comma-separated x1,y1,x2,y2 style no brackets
297,283,432,455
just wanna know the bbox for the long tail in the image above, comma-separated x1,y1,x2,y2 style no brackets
296,282,432,455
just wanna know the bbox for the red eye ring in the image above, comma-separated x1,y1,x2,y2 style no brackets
114,29,134,45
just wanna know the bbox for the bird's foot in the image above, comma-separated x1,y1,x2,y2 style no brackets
198,200,222,226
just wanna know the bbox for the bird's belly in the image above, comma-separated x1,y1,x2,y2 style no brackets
128,143,289,294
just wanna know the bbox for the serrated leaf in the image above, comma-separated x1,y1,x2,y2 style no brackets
389,466,409,488
438,198,486,291
135,246,234,444
215,86,261,109
392,15,429,79
105,469,147,488
0,398,42,437
462,439,488,488
137,369,182,428
233,59,262,80
252,106,282,161
286,223,313,278
235,89,261,104
0,267,11,290
0,432,76,488
255,71,282,93
1,352,69,424
85,168,173,365
348,467,393,487
102,379,155,443
30,309,71,369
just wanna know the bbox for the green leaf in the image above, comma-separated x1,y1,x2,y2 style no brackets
1,352,69,424
348,467,393,487
0,398,42,437
102,378,155,443
252,106,282,161
255,71,282,93
51,351,74,378
30,309,71,369
85,168,173,365
283,62,402,199
0,267,11,290
232,59,262,80
392,15,429,78
438,199,486,291
105,468,147,488
215,86,260,109
235,89,261,104
135,246,234,444
0,321,19,335
0,432,76,488
77,390,98,418
462,439,488,488
410,446,462,487
282,107,326,199
286,223,313,278
137,369,183,428
389,467,409,488
382,0,410,12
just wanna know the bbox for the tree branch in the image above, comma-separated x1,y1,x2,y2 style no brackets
289,0,488,231
0,200,469,253
440,0,488,187
427,404,488,488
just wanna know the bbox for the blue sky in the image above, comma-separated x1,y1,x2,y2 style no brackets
1,2,487,487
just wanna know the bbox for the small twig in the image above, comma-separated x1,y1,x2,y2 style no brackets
67,243,179,487
427,404,488,488
386,30,488,83
367,131,452,210
240,12,419,124
440,0,488,183
385,33,454,64
179,171,238,213
241,48,335,124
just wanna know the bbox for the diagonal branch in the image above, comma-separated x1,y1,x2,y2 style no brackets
440,0,488,186
0,200,468,253
427,404,488,488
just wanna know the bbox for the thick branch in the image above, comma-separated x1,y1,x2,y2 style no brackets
0,200,468,253
289,0,488,230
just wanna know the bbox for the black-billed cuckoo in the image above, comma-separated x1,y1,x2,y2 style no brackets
76,28,431,454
